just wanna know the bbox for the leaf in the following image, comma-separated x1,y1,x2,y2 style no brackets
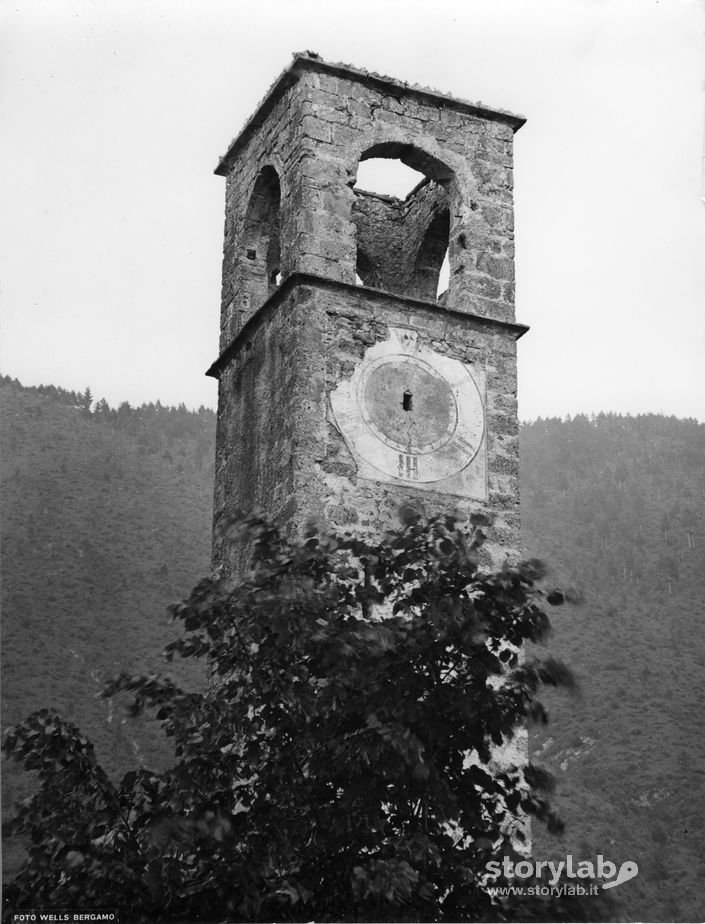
469,512,492,527
64,850,85,869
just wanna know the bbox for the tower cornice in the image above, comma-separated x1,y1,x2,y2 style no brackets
214,52,526,177
206,272,529,380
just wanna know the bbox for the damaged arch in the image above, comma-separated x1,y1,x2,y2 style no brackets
351,143,454,302
358,141,454,184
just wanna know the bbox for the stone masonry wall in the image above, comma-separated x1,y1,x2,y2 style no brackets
212,278,522,577
217,56,519,351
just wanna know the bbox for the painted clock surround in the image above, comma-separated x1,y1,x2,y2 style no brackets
330,327,487,500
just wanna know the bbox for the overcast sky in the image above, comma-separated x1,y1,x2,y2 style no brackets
1,0,703,421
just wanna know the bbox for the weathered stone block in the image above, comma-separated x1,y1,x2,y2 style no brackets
300,115,333,143
476,253,515,282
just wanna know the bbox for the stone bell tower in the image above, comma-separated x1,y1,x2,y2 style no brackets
207,53,527,576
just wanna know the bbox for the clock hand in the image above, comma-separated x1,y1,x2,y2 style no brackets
406,417,416,452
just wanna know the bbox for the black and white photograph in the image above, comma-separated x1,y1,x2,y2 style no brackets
1,1,704,921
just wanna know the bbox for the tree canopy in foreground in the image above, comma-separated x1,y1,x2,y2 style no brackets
3,511,607,922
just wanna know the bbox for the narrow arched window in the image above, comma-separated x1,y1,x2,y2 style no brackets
239,166,281,325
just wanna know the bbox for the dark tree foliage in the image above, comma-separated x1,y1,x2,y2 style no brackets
3,511,594,923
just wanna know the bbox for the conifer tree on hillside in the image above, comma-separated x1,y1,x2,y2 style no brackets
82,387,93,414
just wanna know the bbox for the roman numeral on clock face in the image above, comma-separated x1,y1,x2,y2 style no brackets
454,435,476,456
398,453,419,480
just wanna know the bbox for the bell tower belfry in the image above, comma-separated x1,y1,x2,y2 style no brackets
207,53,528,575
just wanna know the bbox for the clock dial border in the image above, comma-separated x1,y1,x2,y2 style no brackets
329,327,488,499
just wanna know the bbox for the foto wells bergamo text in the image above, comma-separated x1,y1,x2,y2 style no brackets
13,915,117,922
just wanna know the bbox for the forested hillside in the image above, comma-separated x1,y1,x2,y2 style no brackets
2,378,704,921
0,377,214,879
522,414,705,923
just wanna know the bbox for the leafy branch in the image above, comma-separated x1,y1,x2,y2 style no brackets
3,510,595,923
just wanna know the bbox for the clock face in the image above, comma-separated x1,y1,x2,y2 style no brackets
330,328,486,495
361,356,457,454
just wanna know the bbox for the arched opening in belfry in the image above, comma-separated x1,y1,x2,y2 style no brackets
241,166,282,317
351,143,453,301
355,159,426,199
